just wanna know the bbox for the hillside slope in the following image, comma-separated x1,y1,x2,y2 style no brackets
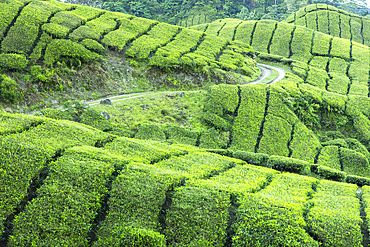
0,0,259,108
0,111,369,246
285,3,370,46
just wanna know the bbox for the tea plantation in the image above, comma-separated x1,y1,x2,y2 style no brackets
3,0,370,246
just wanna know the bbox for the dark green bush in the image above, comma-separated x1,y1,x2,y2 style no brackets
0,54,28,70
267,155,310,173
316,165,346,181
232,150,269,166
135,124,166,141
0,75,24,103
346,174,370,186
80,39,105,54
163,125,199,146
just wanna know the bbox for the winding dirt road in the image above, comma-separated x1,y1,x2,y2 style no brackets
243,63,286,85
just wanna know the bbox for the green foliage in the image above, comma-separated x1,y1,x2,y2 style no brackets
330,37,351,60
0,110,45,136
363,19,370,46
0,54,28,70
312,32,331,55
305,12,317,31
307,180,362,247
291,26,313,63
258,115,292,156
233,173,319,247
205,19,228,35
104,137,187,164
80,107,112,131
340,14,351,40
163,125,199,146
135,124,166,141
150,28,203,69
41,108,73,121
234,20,257,45
231,84,266,151
188,163,278,194
327,72,350,95
0,75,24,103
70,12,124,41
9,152,116,246
306,66,328,89
165,186,229,246
80,39,105,54
153,152,238,179
198,128,229,149
317,10,329,33
341,147,370,177
328,57,348,74
346,174,370,186
126,23,179,60
290,122,321,163
315,165,346,181
329,11,340,37
94,163,182,246
309,56,329,70
44,39,100,66
29,32,53,63
0,0,23,40
102,17,157,51
218,20,243,40
1,1,66,54
251,20,276,53
317,145,341,170
269,22,294,57
232,150,270,167
267,155,309,173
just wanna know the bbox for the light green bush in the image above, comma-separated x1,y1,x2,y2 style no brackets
0,53,28,70
80,39,105,54
165,186,229,246
251,20,277,53
317,145,341,170
267,155,310,173
234,20,257,45
269,22,294,58
0,74,24,103
291,26,313,63
135,124,166,141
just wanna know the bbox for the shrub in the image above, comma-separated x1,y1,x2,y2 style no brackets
1,1,66,54
218,20,243,40
305,12,317,31
327,72,350,95
29,33,53,63
233,174,319,247
330,37,351,60
267,155,310,173
126,23,179,60
232,150,269,166
291,26,313,63
103,137,187,164
198,127,229,149
346,174,370,186
135,124,166,141
102,17,157,51
41,108,73,121
317,145,341,170
309,56,329,70
93,163,182,246
0,75,24,103
80,108,112,131
80,39,105,54
329,11,340,37
165,186,229,246
44,39,100,66
340,147,370,177
163,125,199,146
269,22,294,58
316,165,346,181
290,122,321,163
0,54,28,70
317,10,329,34
234,20,257,45
153,152,237,179
306,66,328,90
231,84,267,151
0,1,23,40
306,180,362,247
340,14,351,40
251,20,277,54
0,110,45,136
9,151,116,246
258,115,292,156
150,28,203,69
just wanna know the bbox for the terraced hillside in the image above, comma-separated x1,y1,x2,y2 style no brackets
0,0,259,106
4,1,370,246
1,111,370,246
191,16,370,98
285,4,370,46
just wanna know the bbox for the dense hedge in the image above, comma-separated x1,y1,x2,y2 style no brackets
233,174,319,246
306,180,362,246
